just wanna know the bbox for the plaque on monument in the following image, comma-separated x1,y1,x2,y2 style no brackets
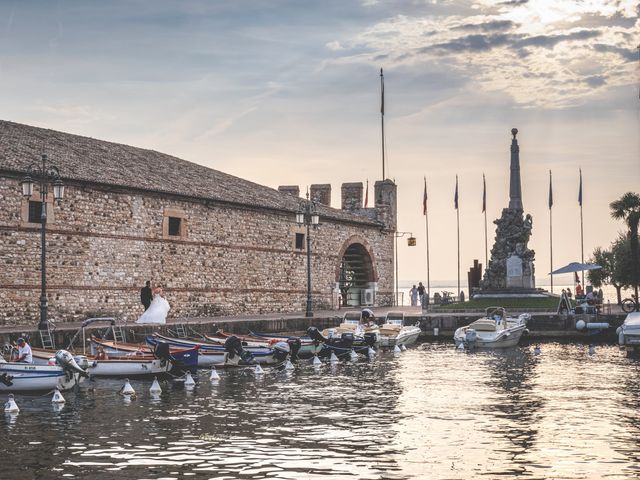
506,255,524,288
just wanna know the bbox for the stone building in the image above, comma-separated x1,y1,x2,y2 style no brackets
0,120,396,327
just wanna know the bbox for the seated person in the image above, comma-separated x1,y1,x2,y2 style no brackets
586,290,595,305
575,283,584,297
361,308,376,326
95,346,109,361
15,338,33,364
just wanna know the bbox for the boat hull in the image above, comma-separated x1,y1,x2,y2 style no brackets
454,323,527,349
378,326,422,348
87,358,171,377
0,364,83,392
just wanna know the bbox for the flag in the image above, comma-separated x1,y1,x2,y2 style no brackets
548,170,553,209
380,68,385,115
454,175,459,210
578,168,582,206
364,179,369,208
482,173,486,213
422,176,428,215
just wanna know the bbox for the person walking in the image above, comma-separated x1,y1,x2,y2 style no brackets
417,282,426,306
140,280,153,311
410,285,418,306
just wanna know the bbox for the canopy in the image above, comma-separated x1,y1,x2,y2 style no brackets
549,262,602,275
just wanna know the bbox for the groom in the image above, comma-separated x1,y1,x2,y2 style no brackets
140,280,153,311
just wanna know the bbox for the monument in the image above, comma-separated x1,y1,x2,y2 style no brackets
479,128,539,295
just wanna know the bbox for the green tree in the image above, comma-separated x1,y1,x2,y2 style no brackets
610,192,640,310
588,235,634,304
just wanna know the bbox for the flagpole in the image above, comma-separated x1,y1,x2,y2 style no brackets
549,170,554,293
579,168,584,286
423,177,430,297
455,175,460,300
483,173,488,269
380,68,385,180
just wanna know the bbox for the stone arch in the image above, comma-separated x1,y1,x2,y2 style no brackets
335,235,378,307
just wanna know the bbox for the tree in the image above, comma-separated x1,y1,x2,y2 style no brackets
588,235,635,304
610,192,640,310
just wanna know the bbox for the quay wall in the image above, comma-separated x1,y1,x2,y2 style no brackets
0,175,394,327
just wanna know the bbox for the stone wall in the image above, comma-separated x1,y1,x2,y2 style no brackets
0,175,394,326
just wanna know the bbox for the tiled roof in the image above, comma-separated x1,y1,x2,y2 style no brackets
0,120,379,225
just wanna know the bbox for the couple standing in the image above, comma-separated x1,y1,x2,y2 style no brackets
137,280,170,325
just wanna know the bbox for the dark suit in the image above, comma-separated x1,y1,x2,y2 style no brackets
141,286,153,311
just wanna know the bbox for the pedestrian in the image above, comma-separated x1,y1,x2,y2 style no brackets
15,338,33,364
140,280,153,311
410,285,418,306
417,282,425,306
566,288,573,299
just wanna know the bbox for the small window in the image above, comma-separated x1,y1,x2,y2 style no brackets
168,217,181,236
295,233,305,250
28,201,43,223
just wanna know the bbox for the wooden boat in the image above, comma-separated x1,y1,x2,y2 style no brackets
207,330,324,359
377,312,422,348
453,307,530,349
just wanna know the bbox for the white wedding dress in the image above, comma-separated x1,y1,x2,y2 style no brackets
136,295,170,324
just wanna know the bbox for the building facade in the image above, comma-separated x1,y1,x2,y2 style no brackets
0,121,396,327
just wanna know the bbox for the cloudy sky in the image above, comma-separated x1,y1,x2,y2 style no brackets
1,0,638,288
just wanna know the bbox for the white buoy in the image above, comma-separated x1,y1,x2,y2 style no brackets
367,347,376,358
393,345,402,354
349,349,358,361
210,367,220,381
330,351,339,363
184,372,196,387
312,355,321,366
254,364,264,375
534,346,541,355
400,344,407,351
284,359,295,371
51,388,65,404
121,378,135,396
457,342,465,350
4,394,19,413
149,377,162,395
588,344,596,355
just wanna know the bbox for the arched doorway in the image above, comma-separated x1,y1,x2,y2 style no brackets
338,242,376,306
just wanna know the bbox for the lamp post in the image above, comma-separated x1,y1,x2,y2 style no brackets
296,197,320,317
394,232,416,306
20,154,65,331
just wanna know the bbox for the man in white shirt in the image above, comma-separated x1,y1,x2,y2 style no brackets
15,338,33,363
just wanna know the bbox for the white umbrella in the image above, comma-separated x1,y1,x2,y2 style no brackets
549,262,602,275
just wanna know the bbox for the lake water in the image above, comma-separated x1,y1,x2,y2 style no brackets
2,342,640,479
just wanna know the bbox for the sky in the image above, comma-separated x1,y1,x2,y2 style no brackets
0,0,638,288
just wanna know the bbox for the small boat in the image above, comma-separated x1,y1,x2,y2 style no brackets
618,312,640,354
377,312,422,349
216,329,324,359
0,350,87,392
454,307,530,349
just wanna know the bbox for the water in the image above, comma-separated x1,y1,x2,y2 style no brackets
2,343,640,479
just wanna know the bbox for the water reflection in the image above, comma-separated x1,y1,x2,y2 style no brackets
0,343,639,479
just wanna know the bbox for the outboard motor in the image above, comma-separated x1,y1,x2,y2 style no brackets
153,342,171,362
464,329,477,349
55,350,89,377
224,335,254,364
272,342,291,362
363,332,378,348
340,332,355,349
287,337,302,361
306,327,327,344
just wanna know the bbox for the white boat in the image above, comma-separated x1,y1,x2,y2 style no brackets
454,307,530,349
377,312,421,348
617,312,640,353
323,311,380,342
0,350,86,392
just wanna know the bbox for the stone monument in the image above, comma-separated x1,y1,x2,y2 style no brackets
480,128,536,292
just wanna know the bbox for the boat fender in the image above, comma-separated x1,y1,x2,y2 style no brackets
618,329,625,346
51,388,65,404
4,394,19,413
184,372,196,388
286,337,302,361
586,322,610,330
329,351,339,363
55,350,89,377
393,345,401,354
306,327,327,344
272,342,291,362
120,379,136,396
576,320,586,331
210,367,221,381
149,377,162,395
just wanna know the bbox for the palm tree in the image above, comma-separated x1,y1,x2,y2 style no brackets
610,192,640,311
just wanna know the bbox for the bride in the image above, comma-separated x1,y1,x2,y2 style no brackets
136,286,170,324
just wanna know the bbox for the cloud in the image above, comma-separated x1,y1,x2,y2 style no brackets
516,29,602,48
584,75,607,87
593,43,638,62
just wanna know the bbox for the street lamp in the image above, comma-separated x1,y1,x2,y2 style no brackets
20,154,65,331
296,197,320,317
395,232,416,306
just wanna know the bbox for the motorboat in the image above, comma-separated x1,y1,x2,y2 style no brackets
377,312,422,349
0,350,87,392
454,307,530,349
617,312,640,354
207,330,324,359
